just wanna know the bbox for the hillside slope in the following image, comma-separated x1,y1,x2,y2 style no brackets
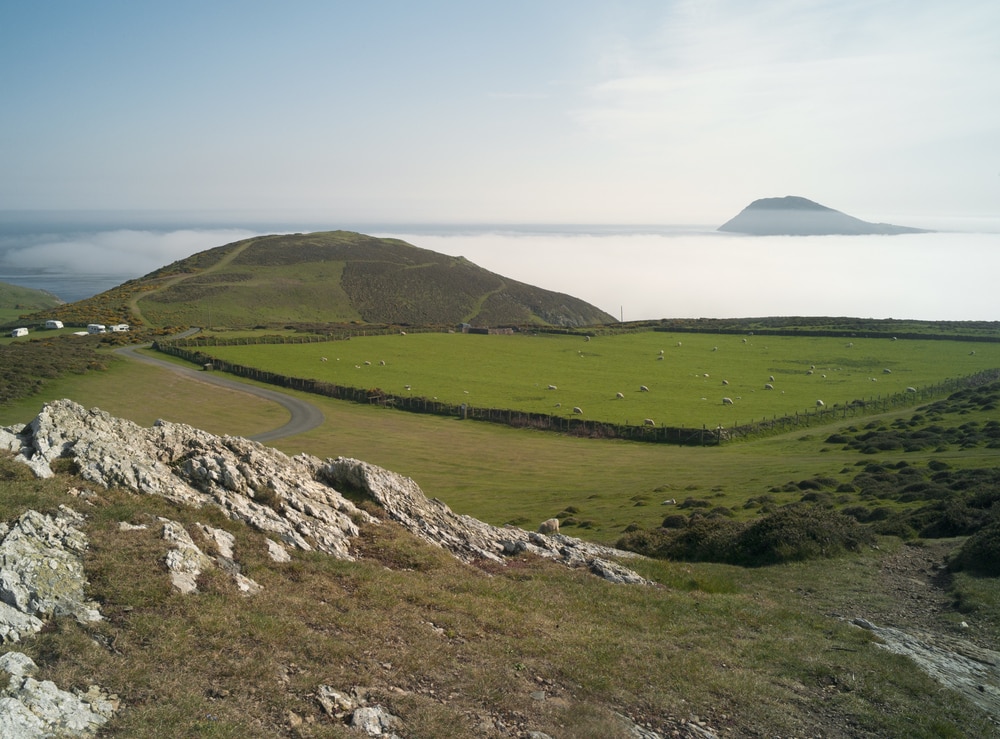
718,196,931,235
30,231,615,330
0,281,62,321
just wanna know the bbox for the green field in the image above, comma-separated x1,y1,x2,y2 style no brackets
198,330,1000,428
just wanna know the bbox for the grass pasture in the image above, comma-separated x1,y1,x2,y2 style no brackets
198,330,1000,429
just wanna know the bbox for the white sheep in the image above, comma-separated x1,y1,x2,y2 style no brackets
643,418,655,426
538,518,560,535
640,385,649,392
722,379,729,385
661,498,677,505
379,360,386,366
816,399,825,407
722,397,734,405
616,392,625,399
364,360,371,366
572,406,583,414
883,368,892,374
548,384,558,390
764,383,774,390
906,386,917,393
321,357,328,362
769,375,775,382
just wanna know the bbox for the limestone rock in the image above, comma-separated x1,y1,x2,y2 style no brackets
0,652,116,738
13,400,651,585
0,506,101,642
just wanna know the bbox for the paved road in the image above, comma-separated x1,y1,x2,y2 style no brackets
116,343,326,443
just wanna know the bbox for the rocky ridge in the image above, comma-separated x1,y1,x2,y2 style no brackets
2,399,651,586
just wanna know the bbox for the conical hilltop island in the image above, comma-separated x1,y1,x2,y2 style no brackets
718,196,932,235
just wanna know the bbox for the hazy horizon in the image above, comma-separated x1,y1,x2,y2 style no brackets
2,211,999,322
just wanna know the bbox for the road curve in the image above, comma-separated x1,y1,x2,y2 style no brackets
115,343,326,443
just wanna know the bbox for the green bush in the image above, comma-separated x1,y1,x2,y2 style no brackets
949,521,1000,576
732,504,874,566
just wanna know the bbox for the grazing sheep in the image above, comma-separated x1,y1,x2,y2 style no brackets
538,518,560,535
584,336,591,342
379,360,386,366
816,399,825,407
364,360,371,366
712,346,718,352
970,350,976,355
659,349,664,355
764,383,774,390
400,331,407,335
846,342,854,348
722,379,729,385
806,370,814,375
555,403,561,408
657,355,664,361
742,338,747,343
548,384,558,390
661,498,677,505
643,418,655,426
703,373,710,378
572,406,583,414
906,386,917,393
722,397,734,405
676,342,682,347
404,384,412,390
769,375,775,382
640,385,649,392
883,368,892,374
321,357,328,362
616,392,625,399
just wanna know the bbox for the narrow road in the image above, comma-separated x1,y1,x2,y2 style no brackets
115,343,325,443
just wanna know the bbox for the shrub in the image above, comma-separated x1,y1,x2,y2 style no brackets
732,505,874,567
949,522,1000,576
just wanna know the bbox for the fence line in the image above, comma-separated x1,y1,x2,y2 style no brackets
153,341,1000,446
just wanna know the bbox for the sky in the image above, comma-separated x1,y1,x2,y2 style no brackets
2,1,998,225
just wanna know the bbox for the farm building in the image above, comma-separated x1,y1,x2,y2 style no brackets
10,327,28,338
45,320,64,329
87,324,106,334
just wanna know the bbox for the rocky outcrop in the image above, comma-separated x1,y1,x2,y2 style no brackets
0,507,101,643
5,400,651,585
0,652,117,738
718,196,931,235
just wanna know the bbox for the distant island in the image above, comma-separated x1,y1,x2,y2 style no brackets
718,196,932,235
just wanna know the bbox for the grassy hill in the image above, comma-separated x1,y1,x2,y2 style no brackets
0,281,62,324
25,231,616,330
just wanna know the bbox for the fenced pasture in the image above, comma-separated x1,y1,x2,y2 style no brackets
163,330,1000,435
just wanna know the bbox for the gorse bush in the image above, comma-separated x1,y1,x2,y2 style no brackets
617,504,873,567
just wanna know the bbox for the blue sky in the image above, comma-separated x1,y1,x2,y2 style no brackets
2,1,998,224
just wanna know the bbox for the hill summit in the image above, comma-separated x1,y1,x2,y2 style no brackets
718,196,931,235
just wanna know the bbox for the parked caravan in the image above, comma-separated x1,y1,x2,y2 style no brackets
109,324,130,332
45,320,64,329
87,324,106,334
10,327,28,338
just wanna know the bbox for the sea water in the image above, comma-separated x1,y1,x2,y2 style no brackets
1,211,998,321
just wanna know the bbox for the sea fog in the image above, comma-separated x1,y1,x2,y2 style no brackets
1,211,998,322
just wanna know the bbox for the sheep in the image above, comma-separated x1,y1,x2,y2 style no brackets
769,375,775,382
764,383,774,390
906,386,917,393
722,379,729,385
364,360,371,366
659,349,664,355
640,385,649,392
643,418,655,426
722,397,734,405
656,355,664,361
400,331,407,335
404,384,412,390
379,360,386,366
970,350,976,356
538,518,560,535
321,357,328,362
816,399,825,407
806,370,814,375
712,346,718,352
548,384,558,390
883,368,892,374
572,406,583,414
616,392,625,399
661,498,677,505
846,342,854,348
676,342,682,347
